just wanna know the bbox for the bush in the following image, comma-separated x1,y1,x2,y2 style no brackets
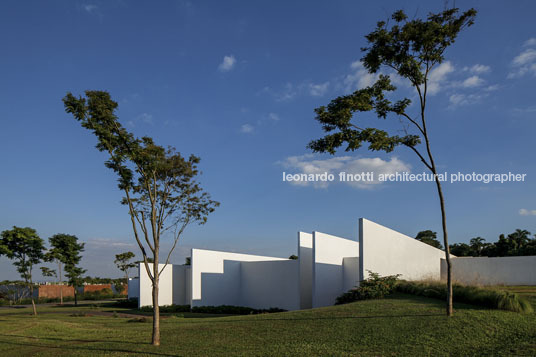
82,288,117,300
191,305,285,315
114,298,138,308
335,271,401,305
139,304,190,313
138,304,285,315
395,281,534,314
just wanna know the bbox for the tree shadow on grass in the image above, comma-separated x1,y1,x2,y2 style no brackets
167,312,445,325
0,335,176,356
389,293,501,312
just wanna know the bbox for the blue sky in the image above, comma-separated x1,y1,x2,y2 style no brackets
1,0,535,280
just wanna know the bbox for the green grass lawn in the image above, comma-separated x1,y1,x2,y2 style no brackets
0,293,534,356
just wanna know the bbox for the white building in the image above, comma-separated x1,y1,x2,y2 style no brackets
129,218,536,309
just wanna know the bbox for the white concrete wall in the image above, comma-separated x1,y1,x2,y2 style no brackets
127,277,139,299
190,248,287,307
343,257,360,292
312,232,359,308
359,218,445,281
138,263,173,308
241,260,300,310
172,265,191,305
298,232,313,309
441,256,536,285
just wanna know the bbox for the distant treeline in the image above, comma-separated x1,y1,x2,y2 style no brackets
416,229,536,257
449,229,536,257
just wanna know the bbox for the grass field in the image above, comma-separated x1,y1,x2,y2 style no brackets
0,293,534,356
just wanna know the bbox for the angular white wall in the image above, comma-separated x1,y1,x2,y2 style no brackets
172,265,191,305
359,218,445,281
298,232,313,309
342,257,360,292
312,232,359,308
190,248,288,307
241,260,300,310
442,256,536,285
138,263,173,308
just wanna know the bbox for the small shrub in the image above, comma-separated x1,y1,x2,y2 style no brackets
395,281,534,314
138,304,285,315
82,288,116,301
114,298,138,308
139,304,190,313
191,305,285,315
70,312,87,317
336,271,401,305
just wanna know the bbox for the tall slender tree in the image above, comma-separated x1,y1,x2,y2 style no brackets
308,7,477,316
46,234,82,305
59,236,85,306
63,90,219,346
0,226,45,315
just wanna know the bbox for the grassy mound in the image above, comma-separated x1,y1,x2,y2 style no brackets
396,280,534,313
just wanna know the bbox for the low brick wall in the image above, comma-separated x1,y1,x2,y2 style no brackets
37,284,128,298
83,284,112,293
37,285,75,299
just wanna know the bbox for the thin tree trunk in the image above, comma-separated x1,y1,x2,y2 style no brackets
434,174,453,316
152,255,160,346
29,277,37,316
420,91,453,316
59,262,63,305
74,289,78,306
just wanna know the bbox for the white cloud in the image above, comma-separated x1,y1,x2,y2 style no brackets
279,154,410,189
268,113,280,121
508,47,536,79
426,61,454,95
512,48,536,66
126,113,154,127
464,64,491,74
240,124,254,133
343,61,379,92
218,55,236,72
513,105,536,114
449,93,486,107
484,84,499,91
83,4,98,13
309,82,329,96
274,83,296,101
460,75,485,88
519,208,536,216
524,38,536,47
137,113,154,125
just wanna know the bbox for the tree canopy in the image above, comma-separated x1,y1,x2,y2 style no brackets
0,227,45,285
115,251,136,280
0,226,45,314
415,230,443,250
308,8,477,161
450,230,536,257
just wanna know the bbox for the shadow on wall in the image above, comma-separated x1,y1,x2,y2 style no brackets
192,259,300,311
313,259,360,308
